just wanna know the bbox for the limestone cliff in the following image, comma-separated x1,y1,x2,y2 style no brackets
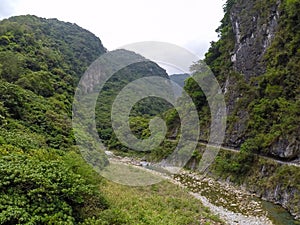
204,0,300,161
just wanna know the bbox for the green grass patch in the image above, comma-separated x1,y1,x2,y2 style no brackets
93,180,224,225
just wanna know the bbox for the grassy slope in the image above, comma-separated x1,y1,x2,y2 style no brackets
96,180,224,225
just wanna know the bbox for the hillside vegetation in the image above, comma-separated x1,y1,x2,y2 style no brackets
0,15,223,224
0,14,108,223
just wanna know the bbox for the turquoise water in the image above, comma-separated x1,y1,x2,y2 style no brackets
261,200,300,225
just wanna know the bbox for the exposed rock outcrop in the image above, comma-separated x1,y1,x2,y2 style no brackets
230,0,280,80
221,0,300,160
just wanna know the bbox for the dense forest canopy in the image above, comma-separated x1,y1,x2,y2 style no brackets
0,14,110,223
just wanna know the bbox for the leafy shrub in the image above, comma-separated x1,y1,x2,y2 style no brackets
0,148,108,224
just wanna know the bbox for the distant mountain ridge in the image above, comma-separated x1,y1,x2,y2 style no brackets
169,73,189,88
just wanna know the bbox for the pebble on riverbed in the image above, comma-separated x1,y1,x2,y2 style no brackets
173,171,273,224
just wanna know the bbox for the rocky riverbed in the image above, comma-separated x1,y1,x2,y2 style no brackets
104,151,297,224
172,171,273,225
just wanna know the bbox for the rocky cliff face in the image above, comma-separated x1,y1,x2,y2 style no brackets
223,0,280,147
215,0,300,160
246,161,300,219
230,0,280,80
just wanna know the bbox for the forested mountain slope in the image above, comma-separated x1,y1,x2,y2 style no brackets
0,15,106,149
0,15,220,224
0,14,109,223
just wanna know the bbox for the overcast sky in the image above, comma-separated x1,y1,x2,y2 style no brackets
0,0,225,73
0,0,225,74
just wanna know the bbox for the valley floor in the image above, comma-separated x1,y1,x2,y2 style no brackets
98,179,224,224
100,151,287,225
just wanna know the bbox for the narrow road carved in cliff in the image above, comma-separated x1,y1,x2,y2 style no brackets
211,143,300,168
172,140,300,168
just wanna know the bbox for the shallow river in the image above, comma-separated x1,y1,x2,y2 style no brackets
172,171,300,225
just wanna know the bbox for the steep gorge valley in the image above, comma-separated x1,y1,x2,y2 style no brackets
0,0,299,224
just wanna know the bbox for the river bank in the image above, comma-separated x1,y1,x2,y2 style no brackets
172,171,273,225
104,151,279,224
